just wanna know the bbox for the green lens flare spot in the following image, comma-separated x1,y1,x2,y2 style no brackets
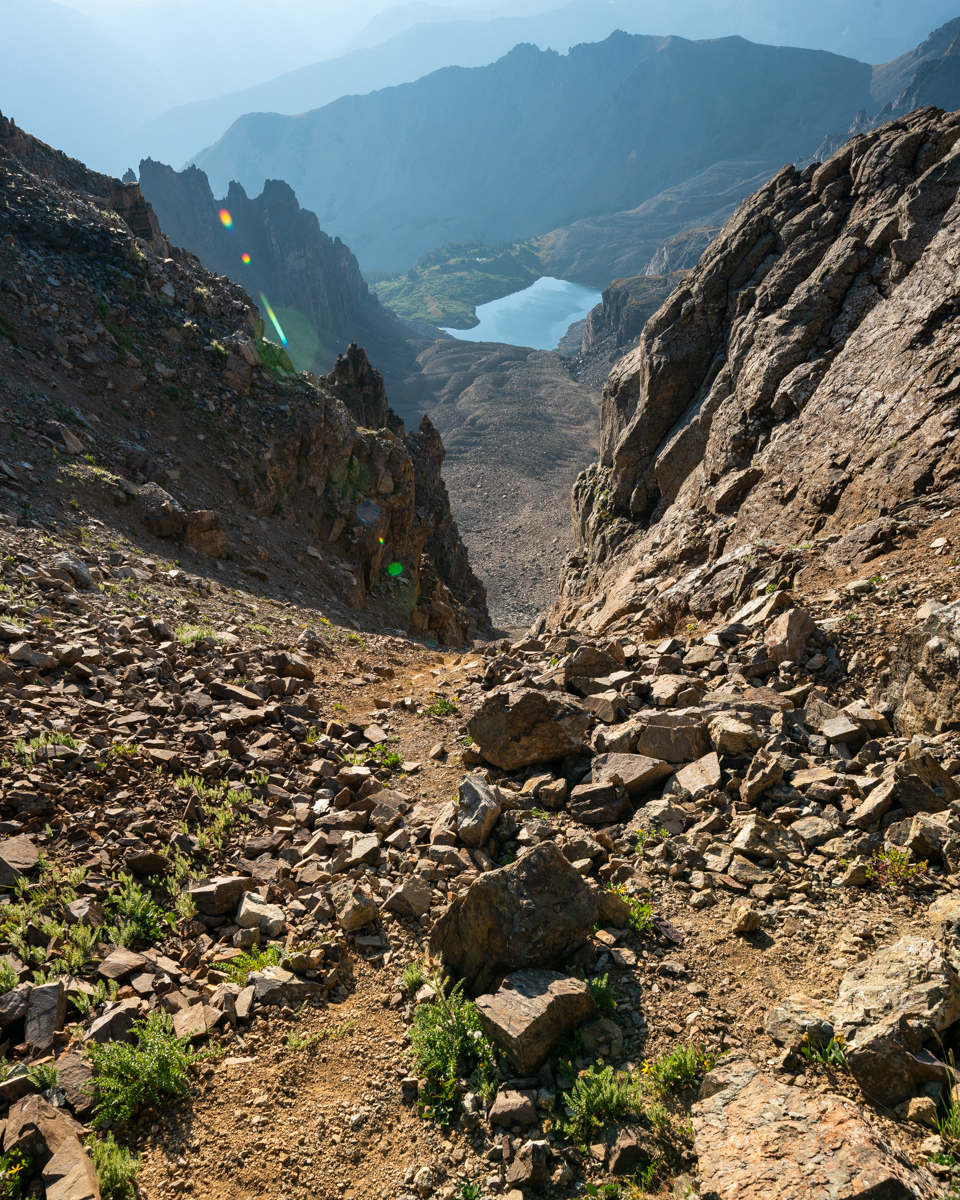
387,562,404,577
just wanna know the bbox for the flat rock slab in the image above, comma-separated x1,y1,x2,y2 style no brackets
476,969,597,1074
692,1052,938,1200
97,947,151,981
0,835,38,886
590,752,672,796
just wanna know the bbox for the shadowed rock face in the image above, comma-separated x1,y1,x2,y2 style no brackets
429,842,599,996
552,106,960,640
138,158,421,380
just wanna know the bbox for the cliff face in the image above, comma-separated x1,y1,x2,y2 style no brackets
0,110,488,645
137,159,422,381
552,106,960,638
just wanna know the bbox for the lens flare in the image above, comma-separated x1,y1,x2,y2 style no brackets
387,562,404,577
219,209,233,229
241,253,251,264
378,537,384,545
258,292,288,347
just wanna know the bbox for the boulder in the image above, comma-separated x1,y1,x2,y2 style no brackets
568,781,629,825
4,1095,100,1200
739,750,784,804
831,936,960,1105
609,1126,657,1175
137,482,186,537
235,894,286,939
692,1052,939,1200
488,1088,537,1129
764,994,834,1053
708,713,762,754
504,1140,549,1190
430,842,598,995
467,687,591,770
764,607,817,665
330,881,379,931
188,875,247,916
183,510,226,558
0,982,33,1027
731,814,802,862
475,969,597,1073
456,775,502,848
248,966,325,1007
25,980,65,1054
674,752,721,800
382,876,432,919
589,752,672,796
0,835,39,886
84,999,139,1045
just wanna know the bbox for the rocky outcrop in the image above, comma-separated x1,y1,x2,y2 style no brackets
138,159,422,379
580,273,684,361
692,1052,939,1200
553,106,960,639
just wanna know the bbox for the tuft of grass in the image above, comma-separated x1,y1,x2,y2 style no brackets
84,1009,214,1126
402,961,427,993
87,1132,140,1199
106,875,172,947
640,1043,714,1094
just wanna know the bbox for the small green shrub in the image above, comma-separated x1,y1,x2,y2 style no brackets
560,1063,644,1143
641,1043,714,1093
800,1033,847,1069
0,1147,31,1198
26,1063,59,1091
409,970,500,1123
427,693,459,718
88,1132,140,1199
224,945,281,986
864,847,928,889
0,959,17,997
106,876,171,946
85,1009,212,1126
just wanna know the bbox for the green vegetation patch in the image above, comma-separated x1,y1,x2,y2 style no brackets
373,240,544,328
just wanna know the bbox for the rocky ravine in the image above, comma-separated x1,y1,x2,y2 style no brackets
0,110,488,648
2,92,960,1200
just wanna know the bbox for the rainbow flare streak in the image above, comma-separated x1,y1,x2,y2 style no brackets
219,209,233,229
259,292,288,347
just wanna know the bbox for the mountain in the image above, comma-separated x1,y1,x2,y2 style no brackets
550,104,960,642
137,159,423,385
194,32,874,275
0,108,488,642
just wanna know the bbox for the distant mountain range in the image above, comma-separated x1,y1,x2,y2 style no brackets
192,31,875,276
192,19,960,283
4,0,959,176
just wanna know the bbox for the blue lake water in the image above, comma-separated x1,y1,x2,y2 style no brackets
441,276,602,350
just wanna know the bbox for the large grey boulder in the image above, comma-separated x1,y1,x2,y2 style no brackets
832,936,960,1107
430,842,598,995
467,687,591,770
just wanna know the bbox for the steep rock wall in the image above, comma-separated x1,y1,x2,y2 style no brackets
552,106,960,638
